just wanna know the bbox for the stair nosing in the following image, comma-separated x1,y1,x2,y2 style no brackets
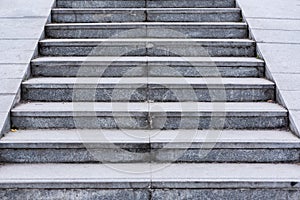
52,8,241,13
0,163,300,189
1,130,299,149
11,102,288,116
22,77,274,89
46,22,247,28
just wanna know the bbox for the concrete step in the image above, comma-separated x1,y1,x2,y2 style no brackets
1,129,299,163
46,22,247,39
52,8,241,23
31,56,265,78
0,163,300,199
21,77,275,102
39,38,256,57
56,0,236,8
11,102,287,129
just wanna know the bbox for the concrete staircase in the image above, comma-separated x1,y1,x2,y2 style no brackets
1,0,300,199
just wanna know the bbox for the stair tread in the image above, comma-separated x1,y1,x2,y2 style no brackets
46,22,247,27
40,38,254,43
11,102,287,114
1,130,299,148
0,163,300,188
32,56,265,65
52,8,241,12
23,77,274,88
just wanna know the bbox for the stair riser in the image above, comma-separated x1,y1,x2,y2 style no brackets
56,0,235,8
11,116,148,129
39,44,256,57
148,0,236,8
1,148,298,163
0,189,149,200
11,116,288,129
1,188,300,200
149,66,264,78
56,0,146,8
32,64,148,77
152,189,300,200
52,12,241,23
147,12,241,22
22,87,275,102
152,116,288,129
46,27,247,39
52,11,146,23
32,64,264,78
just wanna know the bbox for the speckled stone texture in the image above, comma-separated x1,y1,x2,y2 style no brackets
1,148,299,163
31,58,265,78
22,87,148,102
151,115,288,129
148,65,264,78
11,112,288,130
151,189,300,200
22,83,274,102
39,40,256,57
52,9,241,23
45,24,247,39
32,63,148,77
11,116,149,129
1,188,300,200
56,0,146,8
56,0,235,8
153,148,300,163
148,87,274,102
147,0,236,8
147,9,241,22
0,189,150,200
52,9,146,23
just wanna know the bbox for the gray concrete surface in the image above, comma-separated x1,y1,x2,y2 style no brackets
237,0,300,136
0,0,55,135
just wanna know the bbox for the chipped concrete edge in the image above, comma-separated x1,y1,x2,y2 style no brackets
0,1,56,137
